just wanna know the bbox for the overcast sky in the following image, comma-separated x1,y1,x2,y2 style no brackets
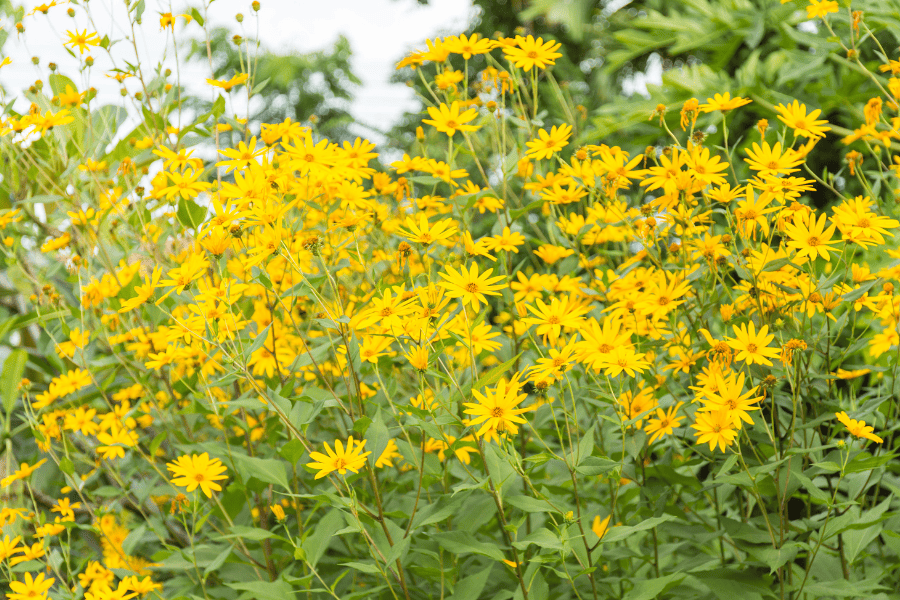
1,0,475,138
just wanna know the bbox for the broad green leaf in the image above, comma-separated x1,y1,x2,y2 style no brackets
448,564,492,600
1,349,27,416
176,197,207,231
226,580,293,600
431,531,506,562
623,573,685,600
232,454,290,491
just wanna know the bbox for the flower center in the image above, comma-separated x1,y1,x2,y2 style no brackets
465,283,478,293
807,236,820,246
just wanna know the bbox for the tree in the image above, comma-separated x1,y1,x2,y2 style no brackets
187,27,360,140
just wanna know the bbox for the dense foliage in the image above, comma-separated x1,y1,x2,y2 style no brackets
2,1,900,599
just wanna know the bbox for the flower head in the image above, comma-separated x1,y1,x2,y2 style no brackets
166,453,229,497
306,437,371,479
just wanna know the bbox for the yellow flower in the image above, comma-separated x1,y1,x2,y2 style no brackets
725,321,780,366
463,376,530,439
775,100,831,139
503,35,562,70
443,33,494,59
643,403,685,443
592,515,611,540
375,439,402,468
744,141,804,177
691,410,737,452
8,572,55,600
699,92,752,113
525,124,572,160
1,459,47,488
206,73,249,91
64,29,101,54
438,262,506,309
422,101,480,137
398,213,458,245
835,411,883,444
784,211,840,261
807,0,839,19
167,453,229,497
306,437,371,479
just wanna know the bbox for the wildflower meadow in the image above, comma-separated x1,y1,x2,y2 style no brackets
2,0,900,598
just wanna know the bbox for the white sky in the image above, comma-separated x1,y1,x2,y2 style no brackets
0,0,475,138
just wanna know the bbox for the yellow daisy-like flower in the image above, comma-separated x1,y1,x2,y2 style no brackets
422,101,480,137
503,35,562,70
0,459,48,488
8,572,55,600
438,262,506,309
166,453,229,498
398,213,458,245
64,29,101,54
807,0,839,19
206,73,249,91
725,321,780,366
306,437,371,479
643,402,685,443
775,100,831,139
699,92,752,113
835,411,883,444
463,376,530,438
525,124,572,160
784,211,840,261
744,141,804,177
691,410,737,452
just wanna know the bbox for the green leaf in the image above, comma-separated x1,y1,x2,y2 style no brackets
600,515,677,544
59,456,74,476
448,565,493,600
279,439,305,465
352,416,372,437
251,77,271,95
176,197,207,230
843,522,882,564
90,104,127,154
844,452,895,474
190,7,205,26
431,531,506,562
217,526,280,542
232,455,290,490
243,323,272,361
575,456,619,477
505,495,555,513
1,349,26,416
48,74,77,97
341,561,381,574
301,509,343,568
203,545,231,576
513,528,563,551
623,573,685,600
226,580,293,600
